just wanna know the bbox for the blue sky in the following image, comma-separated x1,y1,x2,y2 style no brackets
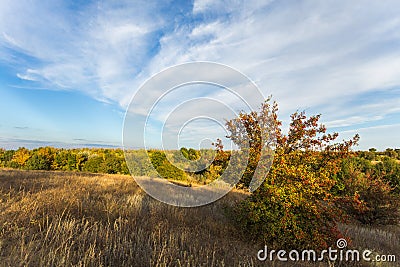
0,0,400,150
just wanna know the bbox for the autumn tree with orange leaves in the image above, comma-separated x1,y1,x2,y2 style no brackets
228,98,359,249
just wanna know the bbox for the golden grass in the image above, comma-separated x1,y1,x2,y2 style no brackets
0,169,398,266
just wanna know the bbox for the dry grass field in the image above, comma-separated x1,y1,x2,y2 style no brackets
0,168,398,267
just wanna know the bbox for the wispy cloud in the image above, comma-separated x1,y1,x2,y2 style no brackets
0,0,166,104
14,126,29,130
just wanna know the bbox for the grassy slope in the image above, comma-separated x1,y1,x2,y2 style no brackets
0,169,398,267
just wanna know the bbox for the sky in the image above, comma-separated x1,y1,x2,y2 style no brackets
0,0,400,150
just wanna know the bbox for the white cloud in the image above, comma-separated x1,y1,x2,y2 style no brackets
16,69,41,82
325,116,384,128
1,0,400,148
1,1,399,111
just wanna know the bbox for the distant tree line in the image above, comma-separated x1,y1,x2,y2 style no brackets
0,146,399,189
0,147,230,184
0,147,129,174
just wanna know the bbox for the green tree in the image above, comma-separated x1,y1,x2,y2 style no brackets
384,148,398,159
0,148,5,167
76,151,88,171
53,150,78,171
100,154,125,174
82,155,103,173
25,147,55,170
149,150,167,169
376,157,400,194
334,165,399,225
148,150,186,180
125,150,157,176
187,148,200,160
180,147,189,160
358,150,375,161
2,150,16,168
395,148,400,160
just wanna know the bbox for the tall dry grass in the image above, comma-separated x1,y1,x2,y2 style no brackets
0,169,398,266
0,169,256,266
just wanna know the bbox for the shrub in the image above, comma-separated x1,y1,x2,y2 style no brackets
125,150,157,176
156,164,186,180
187,148,200,160
53,150,78,171
180,147,189,160
2,150,15,167
82,156,103,173
149,150,167,169
24,147,55,170
334,157,400,225
149,150,186,180
100,154,128,174
375,157,400,195
25,154,51,170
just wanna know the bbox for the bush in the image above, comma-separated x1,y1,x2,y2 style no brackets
236,188,343,249
100,154,128,174
149,150,167,169
125,150,156,176
187,148,200,160
334,157,400,225
149,150,187,180
156,164,186,180
25,154,51,170
53,150,78,171
236,149,347,249
374,157,400,195
82,156,103,173
331,156,374,195
179,147,189,160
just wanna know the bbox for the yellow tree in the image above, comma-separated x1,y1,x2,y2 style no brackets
12,147,31,167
